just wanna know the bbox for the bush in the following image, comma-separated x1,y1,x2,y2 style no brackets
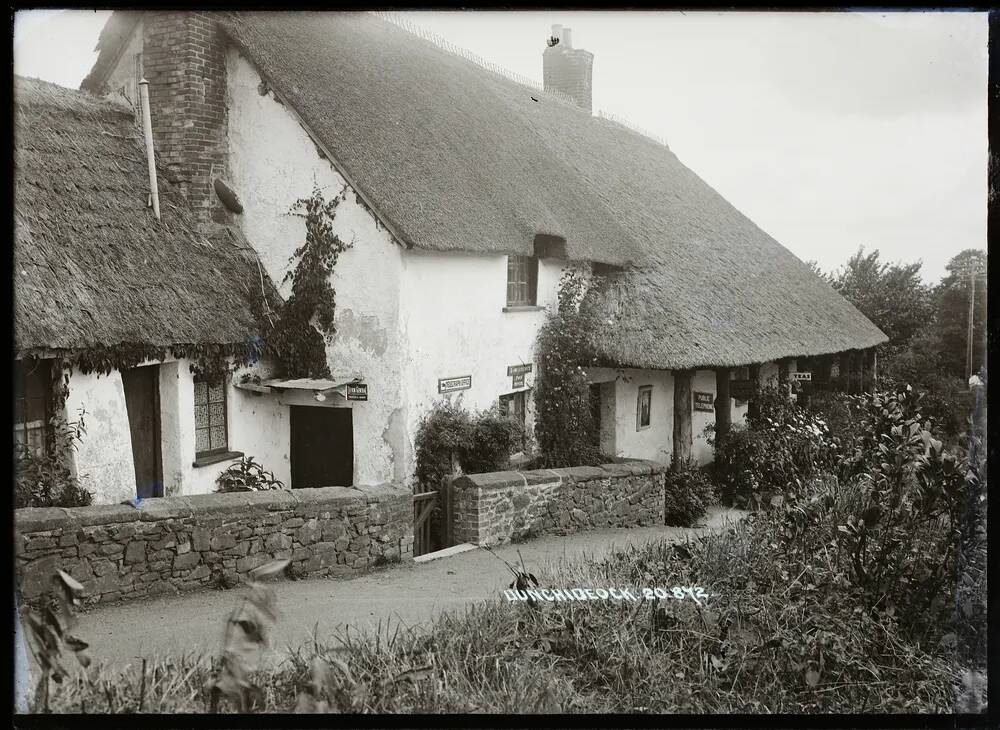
663,459,718,527
15,410,93,509
216,456,284,492
413,400,524,489
707,386,836,508
463,407,526,476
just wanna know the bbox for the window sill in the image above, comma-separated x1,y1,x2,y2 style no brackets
192,450,243,468
503,305,543,313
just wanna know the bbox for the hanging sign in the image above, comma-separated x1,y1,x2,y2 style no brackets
346,383,368,401
693,391,715,412
791,372,812,382
507,364,533,376
512,373,525,388
438,375,472,394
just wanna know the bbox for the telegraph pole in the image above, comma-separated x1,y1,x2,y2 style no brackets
959,262,986,382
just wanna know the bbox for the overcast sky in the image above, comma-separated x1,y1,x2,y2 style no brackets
14,9,988,283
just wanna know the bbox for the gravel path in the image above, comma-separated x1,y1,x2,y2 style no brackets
28,507,745,673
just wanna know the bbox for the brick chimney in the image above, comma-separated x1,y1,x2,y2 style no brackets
543,24,594,113
142,11,231,231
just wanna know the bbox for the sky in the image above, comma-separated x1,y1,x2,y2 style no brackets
13,9,988,283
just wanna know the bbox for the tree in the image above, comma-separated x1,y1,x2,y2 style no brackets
934,249,987,379
830,246,935,351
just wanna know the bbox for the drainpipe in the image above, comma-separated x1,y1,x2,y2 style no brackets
138,78,161,221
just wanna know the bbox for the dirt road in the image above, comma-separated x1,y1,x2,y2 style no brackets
40,508,744,672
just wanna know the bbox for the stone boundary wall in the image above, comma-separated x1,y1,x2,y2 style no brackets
15,485,413,608
450,460,666,547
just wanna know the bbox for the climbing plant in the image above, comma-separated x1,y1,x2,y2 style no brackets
255,185,353,379
533,268,606,468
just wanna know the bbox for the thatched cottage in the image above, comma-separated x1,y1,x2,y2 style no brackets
15,11,885,505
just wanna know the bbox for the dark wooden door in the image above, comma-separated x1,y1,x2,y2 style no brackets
121,365,163,499
290,406,353,488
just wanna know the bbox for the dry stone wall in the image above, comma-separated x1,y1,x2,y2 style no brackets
15,485,413,608
451,460,666,546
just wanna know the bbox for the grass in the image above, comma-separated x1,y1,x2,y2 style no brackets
26,502,979,715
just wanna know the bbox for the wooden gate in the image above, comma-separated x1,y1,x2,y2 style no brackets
413,489,437,557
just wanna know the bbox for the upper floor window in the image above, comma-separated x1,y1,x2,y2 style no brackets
194,376,228,456
506,255,538,307
14,359,52,457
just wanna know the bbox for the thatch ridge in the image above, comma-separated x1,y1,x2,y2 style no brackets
14,76,267,353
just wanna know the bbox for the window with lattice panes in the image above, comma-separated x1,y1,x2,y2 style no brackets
194,377,228,456
14,359,51,458
506,255,538,306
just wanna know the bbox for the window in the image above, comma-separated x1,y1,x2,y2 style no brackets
194,377,228,456
499,390,528,450
733,367,750,407
506,255,538,307
636,385,652,430
14,360,52,457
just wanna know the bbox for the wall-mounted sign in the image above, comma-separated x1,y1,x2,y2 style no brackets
791,371,812,382
438,375,472,394
731,380,753,401
346,383,368,401
693,391,715,412
507,364,533,376
512,373,525,388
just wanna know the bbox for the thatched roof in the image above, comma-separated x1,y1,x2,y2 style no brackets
14,76,265,353
85,12,887,368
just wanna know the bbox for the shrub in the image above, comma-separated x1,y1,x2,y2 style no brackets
216,456,284,492
663,459,717,527
707,386,836,508
15,410,93,509
463,406,525,476
413,400,524,488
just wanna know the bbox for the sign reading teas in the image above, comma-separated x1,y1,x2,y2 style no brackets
438,375,472,394
791,372,812,382
693,392,714,412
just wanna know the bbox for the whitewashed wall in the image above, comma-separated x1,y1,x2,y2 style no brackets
226,49,410,487
399,250,572,468
64,371,135,505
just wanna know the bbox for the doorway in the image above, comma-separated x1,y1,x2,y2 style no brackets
290,406,354,488
121,365,163,499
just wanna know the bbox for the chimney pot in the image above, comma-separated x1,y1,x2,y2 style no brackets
551,23,562,40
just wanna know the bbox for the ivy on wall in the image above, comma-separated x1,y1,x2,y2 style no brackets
254,185,353,379
533,269,607,468
19,185,351,394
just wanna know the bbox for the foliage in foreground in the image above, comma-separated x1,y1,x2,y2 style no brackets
15,410,93,509
31,469,983,714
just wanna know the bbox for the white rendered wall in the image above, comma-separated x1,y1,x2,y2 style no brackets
399,250,572,472
64,370,136,505
226,49,409,487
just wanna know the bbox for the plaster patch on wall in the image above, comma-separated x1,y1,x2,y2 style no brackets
336,308,389,356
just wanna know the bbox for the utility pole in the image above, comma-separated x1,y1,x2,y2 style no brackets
959,261,986,382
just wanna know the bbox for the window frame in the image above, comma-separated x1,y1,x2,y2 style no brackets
193,375,230,458
506,255,538,307
636,385,653,431
14,359,52,458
